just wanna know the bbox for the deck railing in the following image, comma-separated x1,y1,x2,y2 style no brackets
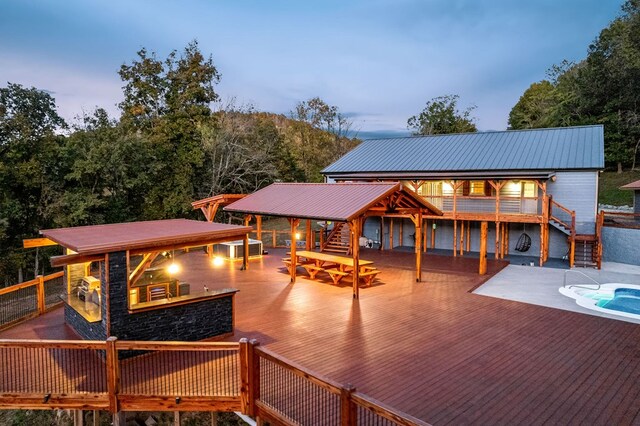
0,271,64,330
601,211,640,229
0,337,428,425
253,343,430,426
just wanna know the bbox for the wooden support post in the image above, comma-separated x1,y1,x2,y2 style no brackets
431,221,436,249
479,221,488,275
243,215,251,271
399,220,404,246
569,235,576,268
466,221,471,252
414,212,423,282
544,223,550,262
340,384,356,426
239,338,250,414
36,275,45,314
504,223,509,258
453,220,458,257
350,219,361,299
423,219,428,253
173,411,180,426
92,410,99,426
106,337,120,414
495,222,500,260
256,215,262,242
73,410,84,426
272,230,276,248
250,339,260,417
289,219,299,282
210,412,219,426
389,219,394,250
112,412,125,426
306,219,312,250
539,223,544,266
459,220,464,256
379,217,385,251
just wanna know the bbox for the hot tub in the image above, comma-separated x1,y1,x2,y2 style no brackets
560,283,640,320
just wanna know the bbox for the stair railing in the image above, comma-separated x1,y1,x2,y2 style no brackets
549,197,576,238
321,222,345,252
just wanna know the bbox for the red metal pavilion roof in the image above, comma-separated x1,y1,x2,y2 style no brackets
41,219,251,255
224,182,442,221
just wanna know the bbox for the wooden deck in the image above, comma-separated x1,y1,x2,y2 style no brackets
3,248,640,424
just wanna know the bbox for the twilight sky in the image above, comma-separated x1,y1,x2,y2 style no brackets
0,0,622,138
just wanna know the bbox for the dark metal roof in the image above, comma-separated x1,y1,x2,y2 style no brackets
620,180,640,190
323,125,604,176
224,182,442,221
41,219,251,255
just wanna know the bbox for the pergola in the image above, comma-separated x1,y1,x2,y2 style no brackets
223,182,443,298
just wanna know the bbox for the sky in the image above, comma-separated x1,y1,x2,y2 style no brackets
0,0,623,138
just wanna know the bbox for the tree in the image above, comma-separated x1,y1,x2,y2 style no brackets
508,81,558,129
118,40,221,218
0,83,66,283
407,95,477,135
509,1,640,172
289,97,359,181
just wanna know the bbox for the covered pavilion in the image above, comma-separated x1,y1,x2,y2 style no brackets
223,182,443,298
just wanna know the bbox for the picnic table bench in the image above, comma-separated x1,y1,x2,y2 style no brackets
289,250,380,286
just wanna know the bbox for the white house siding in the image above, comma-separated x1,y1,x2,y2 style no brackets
546,171,599,234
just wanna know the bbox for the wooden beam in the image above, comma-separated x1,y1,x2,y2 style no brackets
389,219,394,250
459,220,464,256
466,221,471,252
128,252,159,286
23,238,57,249
479,221,488,275
380,217,384,251
51,253,104,268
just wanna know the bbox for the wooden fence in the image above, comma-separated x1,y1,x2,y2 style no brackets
0,338,428,426
0,271,64,330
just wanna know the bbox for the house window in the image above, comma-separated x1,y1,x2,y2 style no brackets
470,181,486,196
418,181,443,197
522,181,536,198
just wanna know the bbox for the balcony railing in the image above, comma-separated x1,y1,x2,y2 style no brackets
422,196,540,215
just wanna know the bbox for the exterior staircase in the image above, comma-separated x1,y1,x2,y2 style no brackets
321,222,351,255
548,196,601,269
573,235,599,268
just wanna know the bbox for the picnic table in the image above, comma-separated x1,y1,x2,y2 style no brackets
286,250,380,286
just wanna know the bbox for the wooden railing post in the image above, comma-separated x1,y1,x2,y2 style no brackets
106,337,120,414
341,384,356,426
239,338,250,414
36,275,45,314
248,339,260,416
